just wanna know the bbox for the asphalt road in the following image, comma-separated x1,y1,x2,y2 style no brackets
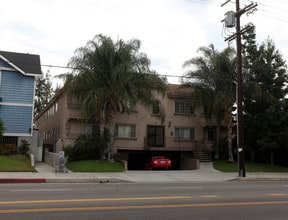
0,181,288,220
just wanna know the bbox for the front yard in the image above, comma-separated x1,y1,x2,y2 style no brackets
0,155,35,172
66,160,125,172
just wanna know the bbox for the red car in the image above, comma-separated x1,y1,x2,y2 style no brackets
145,156,172,170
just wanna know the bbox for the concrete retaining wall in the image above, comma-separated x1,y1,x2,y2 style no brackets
44,150,58,167
181,158,200,170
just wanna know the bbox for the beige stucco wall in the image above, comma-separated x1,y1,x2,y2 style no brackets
114,91,207,152
34,84,217,154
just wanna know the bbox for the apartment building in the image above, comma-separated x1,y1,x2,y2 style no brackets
34,84,217,169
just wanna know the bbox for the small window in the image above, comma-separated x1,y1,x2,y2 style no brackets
175,127,194,140
84,123,100,136
115,124,136,138
175,101,194,115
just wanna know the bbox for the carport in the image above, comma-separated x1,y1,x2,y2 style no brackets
127,151,181,170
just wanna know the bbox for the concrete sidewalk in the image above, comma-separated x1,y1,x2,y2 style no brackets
0,162,288,184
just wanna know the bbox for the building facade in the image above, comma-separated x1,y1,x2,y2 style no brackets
34,84,218,169
0,51,41,146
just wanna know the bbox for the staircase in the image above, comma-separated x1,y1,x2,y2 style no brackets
194,150,211,162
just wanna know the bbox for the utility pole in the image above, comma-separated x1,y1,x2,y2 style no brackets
235,0,245,177
222,0,257,177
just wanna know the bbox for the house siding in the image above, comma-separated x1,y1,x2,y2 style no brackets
0,51,40,138
0,105,33,135
0,70,34,104
0,70,35,136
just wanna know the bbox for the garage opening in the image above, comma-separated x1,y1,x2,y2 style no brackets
127,151,181,170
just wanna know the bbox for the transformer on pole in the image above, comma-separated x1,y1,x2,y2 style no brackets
224,11,235,28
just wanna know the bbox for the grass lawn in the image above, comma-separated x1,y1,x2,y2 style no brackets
0,155,36,172
213,160,288,172
67,160,125,172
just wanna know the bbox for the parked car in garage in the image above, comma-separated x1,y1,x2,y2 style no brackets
144,156,172,170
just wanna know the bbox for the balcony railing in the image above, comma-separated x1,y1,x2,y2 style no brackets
144,137,197,151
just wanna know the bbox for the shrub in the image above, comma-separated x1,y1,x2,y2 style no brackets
18,140,30,155
64,133,108,161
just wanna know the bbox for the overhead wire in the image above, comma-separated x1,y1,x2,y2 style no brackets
40,64,188,79
240,0,288,23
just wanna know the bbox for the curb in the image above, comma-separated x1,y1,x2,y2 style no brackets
236,177,288,181
45,178,129,184
0,178,46,184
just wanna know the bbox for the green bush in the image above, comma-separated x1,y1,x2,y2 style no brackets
18,140,30,155
64,133,108,161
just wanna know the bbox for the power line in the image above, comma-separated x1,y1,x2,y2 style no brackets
42,64,72,69
41,64,187,79
241,0,288,23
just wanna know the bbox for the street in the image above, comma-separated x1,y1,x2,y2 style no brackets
0,181,288,220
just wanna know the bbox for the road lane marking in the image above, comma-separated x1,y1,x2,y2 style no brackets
268,194,288,197
0,196,191,205
1,200,288,214
200,195,220,198
10,189,72,192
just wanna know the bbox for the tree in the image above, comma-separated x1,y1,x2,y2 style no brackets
63,34,167,161
243,29,288,164
182,44,236,161
34,72,54,116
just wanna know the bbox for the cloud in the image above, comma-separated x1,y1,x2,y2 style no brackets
1,0,287,87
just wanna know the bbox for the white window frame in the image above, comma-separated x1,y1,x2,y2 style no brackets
115,124,136,139
175,127,194,140
175,101,194,115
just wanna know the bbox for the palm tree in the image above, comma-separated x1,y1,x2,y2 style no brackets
182,44,236,161
63,34,167,161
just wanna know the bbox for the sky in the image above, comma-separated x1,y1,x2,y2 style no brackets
1,0,288,87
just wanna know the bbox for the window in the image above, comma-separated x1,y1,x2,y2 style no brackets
147,126,164,147
175,101,194,115
1,136,18,145
175,128,194,140
84,123,100,136
115,124,136,138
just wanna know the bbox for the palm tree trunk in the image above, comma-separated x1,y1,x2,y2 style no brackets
107,114,116,162
99,120,107,159
227,124,234,162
